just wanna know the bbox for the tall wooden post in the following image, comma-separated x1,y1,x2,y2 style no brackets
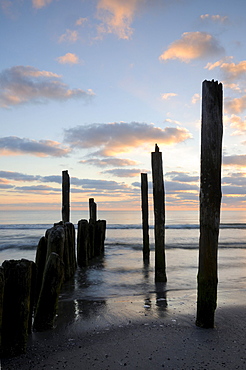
196,80,223,328
141,173,150,262
89,198,97,222
151,144,167,282
62,170,70,223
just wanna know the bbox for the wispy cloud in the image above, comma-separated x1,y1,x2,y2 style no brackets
200,14,229,24
228,114,246,135
79,158,139,167
75,17,88,26
32,0,54,9
59,29,79,43
206,58,246,81
161,93,177,100
96,0,140,39
159,31,224,63
191,93,200,104
0,65,94,108
56,53,80,65
225,96,246,114
64,122,192,156
0,136,71,157
101,168,149,178
223,154,246,167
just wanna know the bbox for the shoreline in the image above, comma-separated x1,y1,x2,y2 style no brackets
2,287,246,369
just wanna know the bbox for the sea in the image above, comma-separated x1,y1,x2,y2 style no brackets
0,209,246,330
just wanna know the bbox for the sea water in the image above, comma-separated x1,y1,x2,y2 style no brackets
0,209,245,329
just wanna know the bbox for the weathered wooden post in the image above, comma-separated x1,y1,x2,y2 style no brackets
1,259,35,357
0,267,4,353
196,80,223,328
33,252,64,331
35,236,48,305
62,170,70,223
151,144,167,282
95,220,106,256
89,198,97,222
77,219,90,267
141,173,150,262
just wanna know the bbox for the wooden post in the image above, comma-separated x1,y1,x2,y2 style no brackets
35,236,48,306
151,144,167,282
33,252,64,331
196,80,223,328
77,219,90,267
0,267,4,354
141,173,150,262
46,224,65,263
89,198,97,222
95,220,106,256
62,170,70,223
1,259,35,356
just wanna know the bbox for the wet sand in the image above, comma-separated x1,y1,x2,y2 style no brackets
2,288,246,370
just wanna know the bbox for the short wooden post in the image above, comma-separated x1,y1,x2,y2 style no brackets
1,259,34,356
151,144,167,282
89,198,97,222
63,222,76,280
141,173,150,262
196,80,223,328
46,224,65,263
33,252,64,331
95,220,106,256
77,219,90,267
62,170,70,223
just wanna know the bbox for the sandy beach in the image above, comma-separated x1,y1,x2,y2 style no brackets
2,287,246,370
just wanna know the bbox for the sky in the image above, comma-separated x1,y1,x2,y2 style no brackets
0,0,246,214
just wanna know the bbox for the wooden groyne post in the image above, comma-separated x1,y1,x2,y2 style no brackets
196,80,223,328
89,198,97,222
151,144,167,282
62,170,70,223
141,173,150,262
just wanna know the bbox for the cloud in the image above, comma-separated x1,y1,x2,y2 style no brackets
0,65,95,108
161,93,177,100
75,17,88,26
225,96,246,114
159,31,224,63
206,58,246,81
200,14,229,24
56,53,80,65
14,185,61,193
64,122,192,156
166,171,199,183
191,93,200,104
0,136,71,157
0,171,38,182
228,114,246,135
101,168,149,178
79,158,138,167
96,0,140,39
59,29,79,43
223,154,246,167
32,0,53,9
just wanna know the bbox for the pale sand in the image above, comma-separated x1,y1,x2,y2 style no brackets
2,289,246,369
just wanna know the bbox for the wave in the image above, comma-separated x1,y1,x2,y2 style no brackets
0,222,245,230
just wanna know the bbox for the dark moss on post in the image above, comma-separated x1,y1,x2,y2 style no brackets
1,259,35,357
196,80,223,328
151,144,167,282
33,252,64,332
141,173,150,263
